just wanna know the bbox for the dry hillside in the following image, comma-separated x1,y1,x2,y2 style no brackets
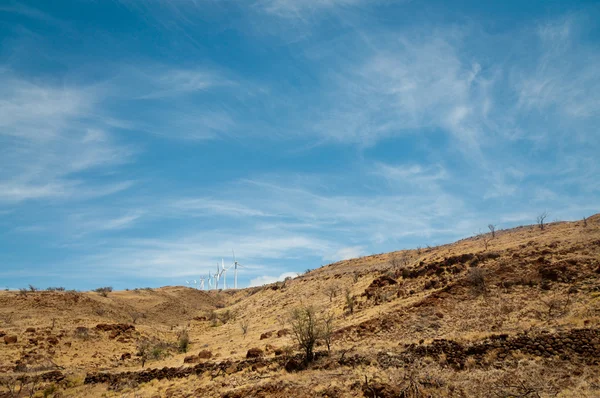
1,215,600,397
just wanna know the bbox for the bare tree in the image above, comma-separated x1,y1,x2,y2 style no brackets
488,224,497,238
322,312,335,355
476,230,493,251
536,211,548,230
583,216,587,228
324,285,339,302
290,306,321,363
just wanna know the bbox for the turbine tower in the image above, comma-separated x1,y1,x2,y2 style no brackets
231,250,244,289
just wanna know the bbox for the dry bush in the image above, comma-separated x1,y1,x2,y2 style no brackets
94,286,113,297
345,289,356,315
466,268,487,295
324,285,339,302
240,320,249,338
178,329,190,353
290,305,321,363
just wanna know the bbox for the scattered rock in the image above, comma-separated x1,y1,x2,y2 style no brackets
25,327,36,333
47,336,59,345
121,353,131,360
4,335,17,344
260,331,273,340
246,348,264,358
198,350,212,359
276,329,290,338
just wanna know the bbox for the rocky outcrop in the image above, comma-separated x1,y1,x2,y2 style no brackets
378,328,600,370
95,323,135,333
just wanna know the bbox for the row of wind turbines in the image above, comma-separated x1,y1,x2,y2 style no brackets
186,251,244,290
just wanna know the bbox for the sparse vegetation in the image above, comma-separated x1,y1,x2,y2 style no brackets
28,284,37,292
94,286,113,297
488,224,496,238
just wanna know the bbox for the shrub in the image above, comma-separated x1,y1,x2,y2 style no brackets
18,288,28,296
345,289,355,315
240,320,249,338
290,306,321,363
94,286,113,297
178,329,190,353
466,268,486,295
28,284,38,292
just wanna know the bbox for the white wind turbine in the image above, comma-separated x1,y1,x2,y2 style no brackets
185,280,190,288
219,258,232,289
199,276,206,290
231,250,244,289
214,263,221,290
208,272,213,290
193,280,198,289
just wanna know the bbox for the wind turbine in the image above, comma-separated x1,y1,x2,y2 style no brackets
214,263,220,290
208,272,213,290
185,280,190,288
231,250,244,289
220,258,231,289
199,276,206,290
193,280,197,289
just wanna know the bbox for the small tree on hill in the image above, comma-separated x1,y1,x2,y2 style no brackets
488,224,496,238
537,212,548,230
290,306,321,364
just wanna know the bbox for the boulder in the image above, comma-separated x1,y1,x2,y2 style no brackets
246,348,264,358
4,335,17,344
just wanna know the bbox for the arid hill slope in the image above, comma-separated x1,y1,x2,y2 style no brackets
1,215,599,397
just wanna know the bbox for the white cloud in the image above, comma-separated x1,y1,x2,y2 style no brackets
322,246,365,262
0,71,135,205
249,272,299,287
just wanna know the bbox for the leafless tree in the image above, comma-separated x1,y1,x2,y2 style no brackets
324,285,339,302
476,229,493,251
536,211,548,230
488,224,497,238
322,312,335,354
583,216,587,227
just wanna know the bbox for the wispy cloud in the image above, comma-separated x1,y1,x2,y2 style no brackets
0,71,135,204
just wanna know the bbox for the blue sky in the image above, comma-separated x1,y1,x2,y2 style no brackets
0,0,598,291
